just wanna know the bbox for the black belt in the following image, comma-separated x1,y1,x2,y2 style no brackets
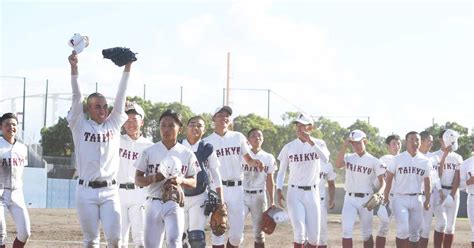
291,184,316,191
442,185,453,190
79,179,116,189
119,183,142,190
321,197,325,200
348,193,369,198
222,180,242,187
147,197,162,201
406,193,423,196
245,189,264,194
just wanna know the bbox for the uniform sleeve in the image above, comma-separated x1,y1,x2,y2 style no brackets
326,162,336,181
387,156,397,174
374,158,386,177
311,138,330,163
208,152,223,188
276,145,289,189
108,72,130,128
239,132,251,156
134,149,148,173
67,75,84,129
267,155,277,174
185,153,198,177
424,160,432,178
455,154,464,171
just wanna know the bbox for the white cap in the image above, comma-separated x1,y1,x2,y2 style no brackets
213,106,233,116
443,129,459,151
125,101,145,118
159,156,181,179
68,33,89,54
349,129,366,142
293,112,314,125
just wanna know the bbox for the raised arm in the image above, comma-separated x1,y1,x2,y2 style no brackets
68,51,83,121
111,63,132,115
335,140,349,169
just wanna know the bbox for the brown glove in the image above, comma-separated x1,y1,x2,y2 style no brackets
210,204,228,236
162,179,184,207
363,192,384,211
261,207,277,234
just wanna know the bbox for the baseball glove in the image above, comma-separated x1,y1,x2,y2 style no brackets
363,193,384,211
162,179,185,207
261,207,277,235
102,47,137,67
202,189,221,216
210,204,228,236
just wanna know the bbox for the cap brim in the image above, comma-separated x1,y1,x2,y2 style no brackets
293,120,311,125
214,106,232,116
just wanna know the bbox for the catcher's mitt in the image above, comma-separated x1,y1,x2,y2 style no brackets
210,204,228,236
261,207,277,235
102,47,137,67
363,193,384,211
162,179,185,207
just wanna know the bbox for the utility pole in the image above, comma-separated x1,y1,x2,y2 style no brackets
180,86,183,104
226,52,230,106
143,84,146,100
44,79,49,127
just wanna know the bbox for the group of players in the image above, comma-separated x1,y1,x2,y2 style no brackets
0,51,474,248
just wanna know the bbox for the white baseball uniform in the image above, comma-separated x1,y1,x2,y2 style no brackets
0,137,31,245
341,152,385,241
118,134,153,248
203,131,250,246
68,73,129,247
134,141,198,248
420,151,442,240
375,154,393,238
388,151,431,240
460,156,474,242
181,139,222,247
433,150,463,235
318,161,336,246
276,138,329,245
243,149,277,244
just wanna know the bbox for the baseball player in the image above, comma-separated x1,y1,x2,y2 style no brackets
335,129,386,248
118,102,153,248
383,131,431,248
0,113,31,248
134,109,198,248
276,112,330,248
373,134,401,248
418,131,444,248
317,160,336,248
203,106,264,248
460,154,474,248
433,129,463,248
67,51,132,247
242,128,277,248
181,115,224,248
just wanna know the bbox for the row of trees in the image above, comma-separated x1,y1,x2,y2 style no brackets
41,96,474,181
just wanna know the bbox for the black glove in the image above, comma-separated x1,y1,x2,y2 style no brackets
102,47,137,67
202,189,221,216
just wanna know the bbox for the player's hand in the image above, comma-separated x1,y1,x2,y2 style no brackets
328,199,335,209
383,197,390,206
169,176,183,185
277,189,285,208
423,199,430,210
153,172,165,183
253,159,264,171
68,51,78,66
441,145,452,155
439,190,446,203
467,177,474,186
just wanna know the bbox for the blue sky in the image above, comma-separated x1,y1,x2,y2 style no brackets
0,0,472,144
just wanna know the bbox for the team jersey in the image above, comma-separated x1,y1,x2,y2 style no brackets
343,152,385,193
460,156,474,193
379,154,394,170
242,149,277,191
203,131,250,181
421,151,441,191
134,142,198,198
181,139,221,187
0,137,28,190
276,138,329,189
67,73,129,182
432,150,463,187
318,161,336,198
388,151,431,194
117,134,153,184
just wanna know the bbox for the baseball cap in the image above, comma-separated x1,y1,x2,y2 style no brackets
293,112,314,125
443,129,459,151
125,102,145,118
213,106,233,116
68,33,89,54
349,130,366,142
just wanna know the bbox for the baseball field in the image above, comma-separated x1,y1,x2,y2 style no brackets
3,208,473,247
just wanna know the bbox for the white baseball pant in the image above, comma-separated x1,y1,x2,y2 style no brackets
76,185,122,247
392,194,423,240
184,192,207,232
318,196,328,246
144,199,184,248
119,187,146,247
0,189,31,245
467,194,474,242
286,186,321,245
341,193,373,241
243,190,266,243
434,189,460,234
376,204,390,237
212,185,244,246
420,190,438,239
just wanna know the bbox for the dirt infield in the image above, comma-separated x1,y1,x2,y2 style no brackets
3,208,473,247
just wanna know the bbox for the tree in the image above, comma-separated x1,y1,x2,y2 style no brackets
423,122,471,159
233,113,280,155
40,117,73,156
347,119,386,158
147,102,196,142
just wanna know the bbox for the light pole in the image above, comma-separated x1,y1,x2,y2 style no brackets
0,76,26,140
